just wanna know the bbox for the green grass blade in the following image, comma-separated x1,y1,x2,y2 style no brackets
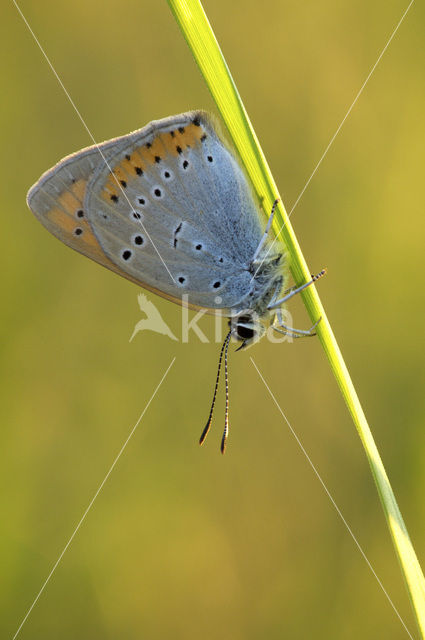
167,0,425,635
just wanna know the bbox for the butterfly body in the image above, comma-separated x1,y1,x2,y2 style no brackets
28,111,327,450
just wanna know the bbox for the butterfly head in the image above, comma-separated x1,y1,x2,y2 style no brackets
229,312,269,350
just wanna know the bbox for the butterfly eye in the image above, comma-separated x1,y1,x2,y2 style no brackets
230,314,256,341
236,324,255,340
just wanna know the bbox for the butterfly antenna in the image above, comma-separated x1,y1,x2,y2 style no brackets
199,331,231,447
220,331,231,454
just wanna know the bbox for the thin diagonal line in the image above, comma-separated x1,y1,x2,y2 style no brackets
12,357,176,640
12,0,176,285
250,357,414,640
287,0,415,220
253,0,415,281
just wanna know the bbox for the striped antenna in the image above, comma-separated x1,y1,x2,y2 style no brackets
200,331,231,447
220,331,231,454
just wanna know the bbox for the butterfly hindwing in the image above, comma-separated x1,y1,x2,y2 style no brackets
26,136,201,305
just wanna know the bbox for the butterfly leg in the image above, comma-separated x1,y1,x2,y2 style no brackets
251,199,279,263
270,270,326,304
273,326,309,339
268,269,326,310
273,308,321,337
268,279,287,308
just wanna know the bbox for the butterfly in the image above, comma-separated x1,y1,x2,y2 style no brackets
27,111,324,452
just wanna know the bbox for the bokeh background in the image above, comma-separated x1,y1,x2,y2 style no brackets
1,1,424,638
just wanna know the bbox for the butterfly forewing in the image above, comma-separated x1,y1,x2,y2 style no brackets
27,111,265,312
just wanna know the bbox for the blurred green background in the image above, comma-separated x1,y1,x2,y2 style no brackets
1,1,424,638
